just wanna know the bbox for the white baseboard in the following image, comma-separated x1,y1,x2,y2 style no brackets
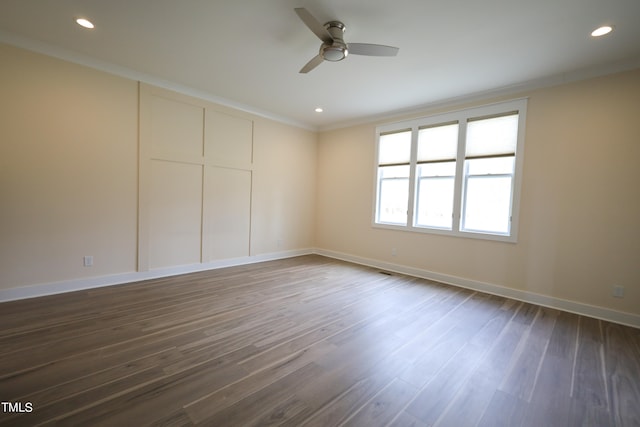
315,248,640,329
0,248,313,303
2,247,638,329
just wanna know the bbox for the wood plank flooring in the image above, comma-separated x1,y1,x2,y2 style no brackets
1,255,639,426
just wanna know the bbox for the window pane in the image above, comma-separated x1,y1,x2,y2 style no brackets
419,162,456,177
467,156,514,175
415,176,454,229
377,165,409,224
418,123,458,162
379,131,411,165
462,176,512,234
466,114,518,158
379,164,410,179
378,179,409,224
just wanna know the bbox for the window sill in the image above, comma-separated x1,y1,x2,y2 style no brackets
372,222,518,243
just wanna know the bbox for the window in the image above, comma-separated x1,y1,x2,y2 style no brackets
376,130,411,225
374,99,527,242
415,122,458,229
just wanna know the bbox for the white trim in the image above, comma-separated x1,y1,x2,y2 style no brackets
373,99,527,243
0,32,315,132
315,248,640,329
3,31,639,134
2,247,638,329
0,249,313,303
320,58,640,132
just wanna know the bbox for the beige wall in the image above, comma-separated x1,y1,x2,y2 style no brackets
1,40,638,321
0,43,139,288
0,43,317,293
316,69,640,317
138,84,256,270
251,118,317,255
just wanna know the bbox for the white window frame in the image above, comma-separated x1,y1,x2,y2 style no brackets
372,98,527,243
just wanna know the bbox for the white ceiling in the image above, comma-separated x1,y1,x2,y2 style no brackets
1,0,639,130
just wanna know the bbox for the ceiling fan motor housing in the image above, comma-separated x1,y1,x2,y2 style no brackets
294,8,399,73
321,21,348,61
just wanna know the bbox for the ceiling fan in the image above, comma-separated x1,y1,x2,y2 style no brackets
294,7,399,73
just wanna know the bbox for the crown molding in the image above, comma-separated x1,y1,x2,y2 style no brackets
0,31,316,132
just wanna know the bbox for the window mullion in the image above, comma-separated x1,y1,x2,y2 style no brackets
376,171,382,223
460,161,471,231
407,126,419,228
451,117,467,233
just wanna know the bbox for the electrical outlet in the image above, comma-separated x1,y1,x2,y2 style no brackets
612,285,624,298
83,256,93,267
391,248,397,257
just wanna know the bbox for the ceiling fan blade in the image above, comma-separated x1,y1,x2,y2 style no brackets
347,43,399,57
294,8,333,44
299,55,324,73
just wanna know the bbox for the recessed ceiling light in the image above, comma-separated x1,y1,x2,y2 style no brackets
75,18,95,29
591,26,612,37
315,107,324,113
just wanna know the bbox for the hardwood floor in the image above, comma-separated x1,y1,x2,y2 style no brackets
1,255,639,426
